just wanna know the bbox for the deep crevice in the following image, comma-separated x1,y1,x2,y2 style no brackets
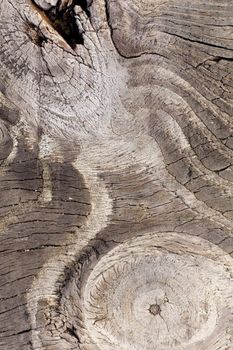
31,0,92,49
65,326,81,343
211,56,233,63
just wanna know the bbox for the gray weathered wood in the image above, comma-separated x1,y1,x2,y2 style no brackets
0,0,233,349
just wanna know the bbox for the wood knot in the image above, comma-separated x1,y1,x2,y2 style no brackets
149,304,161,316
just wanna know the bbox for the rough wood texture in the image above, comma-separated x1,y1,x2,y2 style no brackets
0,0,233,349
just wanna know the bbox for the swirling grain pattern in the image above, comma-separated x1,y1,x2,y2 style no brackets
0,0,233,349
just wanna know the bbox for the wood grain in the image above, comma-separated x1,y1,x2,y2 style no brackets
0,0,233,349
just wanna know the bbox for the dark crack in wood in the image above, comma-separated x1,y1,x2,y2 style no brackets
31,0,92,48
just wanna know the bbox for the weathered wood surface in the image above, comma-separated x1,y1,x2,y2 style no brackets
0,0,233,349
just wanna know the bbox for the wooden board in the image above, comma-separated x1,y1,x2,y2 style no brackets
0,0,233,349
